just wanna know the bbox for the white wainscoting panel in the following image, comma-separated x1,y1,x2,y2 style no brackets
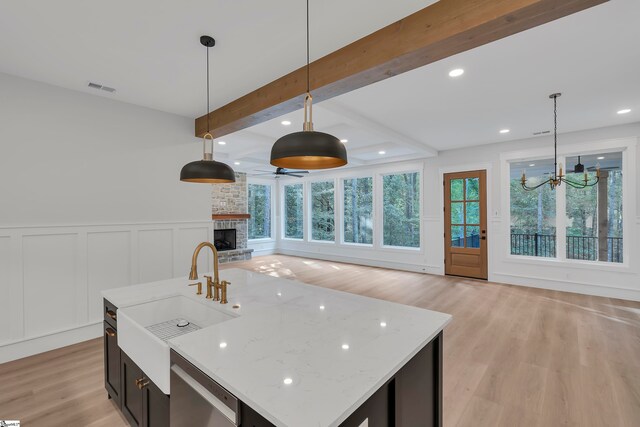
138,229,173,283
22,233,78,337
175,227,211,278
0,236,12,343
87,231,131,323
0,221,214,363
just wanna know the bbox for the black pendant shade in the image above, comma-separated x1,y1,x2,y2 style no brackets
271,130,347,169
180,35,235,184
180,159,236,183
270,0,347,170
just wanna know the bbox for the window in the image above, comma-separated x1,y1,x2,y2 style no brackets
510,159,557,257
248,184,271,239
284,183,304,239
509,151,623,263
343,177,373,244
383,172,420,248
565,152,622,263
311,181,335,241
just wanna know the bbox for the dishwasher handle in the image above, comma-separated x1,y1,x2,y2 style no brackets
171,365,239,426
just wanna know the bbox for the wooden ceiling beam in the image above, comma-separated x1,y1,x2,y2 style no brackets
195,0,607,138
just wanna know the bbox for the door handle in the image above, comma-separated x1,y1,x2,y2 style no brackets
105,328,116,337
106,310,117,320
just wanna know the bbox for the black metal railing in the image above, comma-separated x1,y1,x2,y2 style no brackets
451,234,480,248
510,232,623,262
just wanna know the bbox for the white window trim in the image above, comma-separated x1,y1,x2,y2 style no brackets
247,179,276,242
501,136,637,272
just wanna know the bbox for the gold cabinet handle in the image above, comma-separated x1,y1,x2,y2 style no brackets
106,310,117,320
135,377,149,389
105,328,116,337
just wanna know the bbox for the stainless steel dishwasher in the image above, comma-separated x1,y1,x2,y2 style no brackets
170,351,240,427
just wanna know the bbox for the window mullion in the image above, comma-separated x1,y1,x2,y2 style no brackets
556,155,567,260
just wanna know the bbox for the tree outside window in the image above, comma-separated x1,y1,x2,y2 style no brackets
311,181,335,241
248,184,271,239
343,177,373,244
382,172,420,248
284,183,304,239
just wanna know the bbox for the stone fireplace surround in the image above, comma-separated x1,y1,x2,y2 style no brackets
211,172,253,263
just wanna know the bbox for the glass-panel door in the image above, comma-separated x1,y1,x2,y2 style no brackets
444,171,487,279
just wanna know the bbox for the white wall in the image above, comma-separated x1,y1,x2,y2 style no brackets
275,123,640,301
0,73,214,361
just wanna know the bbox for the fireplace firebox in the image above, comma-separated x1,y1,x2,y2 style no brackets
213,229,236,252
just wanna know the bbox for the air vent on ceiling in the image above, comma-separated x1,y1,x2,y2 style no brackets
533,130,551,136
87,81,116,93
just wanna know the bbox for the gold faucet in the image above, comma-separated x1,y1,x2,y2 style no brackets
189,242,224,301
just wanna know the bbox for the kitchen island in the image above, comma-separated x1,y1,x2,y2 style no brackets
102,268,451,427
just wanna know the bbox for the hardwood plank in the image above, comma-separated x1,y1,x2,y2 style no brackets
194,0,608,137
1,254,638,426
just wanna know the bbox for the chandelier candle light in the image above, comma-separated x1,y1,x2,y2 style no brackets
180,36,235,184
521,93,600,191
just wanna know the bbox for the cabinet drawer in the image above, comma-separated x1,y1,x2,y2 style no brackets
104,298,118,329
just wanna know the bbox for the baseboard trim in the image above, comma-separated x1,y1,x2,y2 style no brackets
491,271,640,301
0,322,102,364
251,248,277,257
276,249,428,273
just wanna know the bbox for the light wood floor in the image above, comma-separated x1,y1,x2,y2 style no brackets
1,255,639,426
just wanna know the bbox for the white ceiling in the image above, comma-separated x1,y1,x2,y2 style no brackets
1,0,639,175
0,0,434,117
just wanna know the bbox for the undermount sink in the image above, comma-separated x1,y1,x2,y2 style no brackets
118,295,235,394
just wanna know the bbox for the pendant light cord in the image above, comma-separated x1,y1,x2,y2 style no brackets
306,0,310,94
553,94,557,179
207,45,210,134
204,43,213,158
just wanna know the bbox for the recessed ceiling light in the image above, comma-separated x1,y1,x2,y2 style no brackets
219,342,227,349
529,163,535,167
380,322,387,327
617,109,631,115
283,378,293,385
281,120,292,126
319,305,325,310
234,161,240,165
277,292,282,297
449,68,464,77
597,156,605,160
378,150,386,155
218,141,226,145
340,139,348,143
499,129,510,134
341,344,350,350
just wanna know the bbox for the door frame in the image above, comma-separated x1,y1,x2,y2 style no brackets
438,163,493,279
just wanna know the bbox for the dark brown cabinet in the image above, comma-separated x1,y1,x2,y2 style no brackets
121,351,169,427
104,321,121,407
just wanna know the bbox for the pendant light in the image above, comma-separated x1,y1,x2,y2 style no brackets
521,93,599,191
270,0,347,169
181,36,235,183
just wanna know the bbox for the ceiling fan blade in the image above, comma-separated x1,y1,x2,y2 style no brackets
254,170,274,173
251,172,276,176
286,170,309,174
287,173,304,178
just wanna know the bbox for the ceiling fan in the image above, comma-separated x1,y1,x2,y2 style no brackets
252,167,310,178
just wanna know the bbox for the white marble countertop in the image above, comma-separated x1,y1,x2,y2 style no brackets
103,268,451,427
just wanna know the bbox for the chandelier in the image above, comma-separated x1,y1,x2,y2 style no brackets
521,93,600,191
